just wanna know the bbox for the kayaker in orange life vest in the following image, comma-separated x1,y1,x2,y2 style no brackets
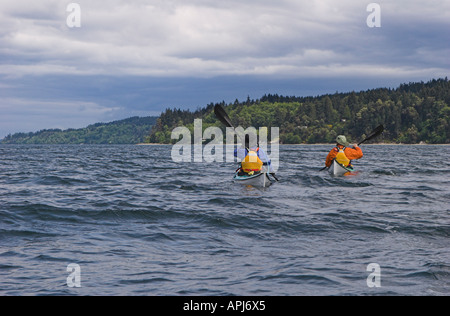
325,135,363,168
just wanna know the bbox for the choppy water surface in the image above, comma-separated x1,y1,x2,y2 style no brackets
0,145,449,295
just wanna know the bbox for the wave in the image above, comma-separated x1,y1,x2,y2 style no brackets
34,175,90,186
1,144,449,296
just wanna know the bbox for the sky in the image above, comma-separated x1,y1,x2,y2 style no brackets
0,0,449,138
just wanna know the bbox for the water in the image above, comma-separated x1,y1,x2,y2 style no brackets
0,144,449,296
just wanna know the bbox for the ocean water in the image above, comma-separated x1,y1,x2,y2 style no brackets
0,144,449,296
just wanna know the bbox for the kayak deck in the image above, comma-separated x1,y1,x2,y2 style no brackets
233,171,272,188
329,160,355,176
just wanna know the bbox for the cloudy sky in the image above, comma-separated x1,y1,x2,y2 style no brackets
0,0,449,137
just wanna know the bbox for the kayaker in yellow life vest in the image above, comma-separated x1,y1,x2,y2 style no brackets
234,134,274,175
325,135,363,168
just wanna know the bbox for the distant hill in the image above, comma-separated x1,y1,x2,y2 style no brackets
3,79,449,145
149,78,450,144
1,116,158,144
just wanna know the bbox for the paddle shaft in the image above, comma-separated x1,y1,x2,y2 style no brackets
214,105,243,142
357,125,384,146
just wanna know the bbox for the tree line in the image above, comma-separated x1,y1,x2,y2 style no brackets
2,79,448,145
149,78,450,144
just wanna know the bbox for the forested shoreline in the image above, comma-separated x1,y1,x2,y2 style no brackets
149,78,450,144
1,116,157,144
2,79,449,145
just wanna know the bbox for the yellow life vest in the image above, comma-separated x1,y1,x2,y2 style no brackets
241,150,263,173
335,147,350,166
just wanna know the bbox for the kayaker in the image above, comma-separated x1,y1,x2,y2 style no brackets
325,135,363,168
235,134,275,174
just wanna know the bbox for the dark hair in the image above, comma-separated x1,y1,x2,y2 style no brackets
244,134,258,148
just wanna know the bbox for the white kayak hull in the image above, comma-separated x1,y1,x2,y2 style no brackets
329,160,354,176
233,172,272,188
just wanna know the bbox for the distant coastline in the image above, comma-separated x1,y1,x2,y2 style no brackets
2,79,449,145
1,116,158,145
1,142,449,146
148,78,450,145
135,142,450,146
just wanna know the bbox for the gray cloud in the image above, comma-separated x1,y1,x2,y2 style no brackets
0,0,449,136
1,0,447,77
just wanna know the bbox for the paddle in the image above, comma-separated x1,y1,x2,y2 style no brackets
319,124,385,171
214,104,279,182
214,104,234,128
358,124,384,146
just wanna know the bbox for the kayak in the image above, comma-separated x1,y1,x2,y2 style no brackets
233,171,272,188
329,160,354,176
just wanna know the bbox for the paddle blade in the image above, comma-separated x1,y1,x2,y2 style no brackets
358,125,384,145
214,104,234,128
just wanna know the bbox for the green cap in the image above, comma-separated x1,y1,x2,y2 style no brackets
336,135,350,147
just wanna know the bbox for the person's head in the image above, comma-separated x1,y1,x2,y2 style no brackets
244,134,258,149
336,135,350,147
